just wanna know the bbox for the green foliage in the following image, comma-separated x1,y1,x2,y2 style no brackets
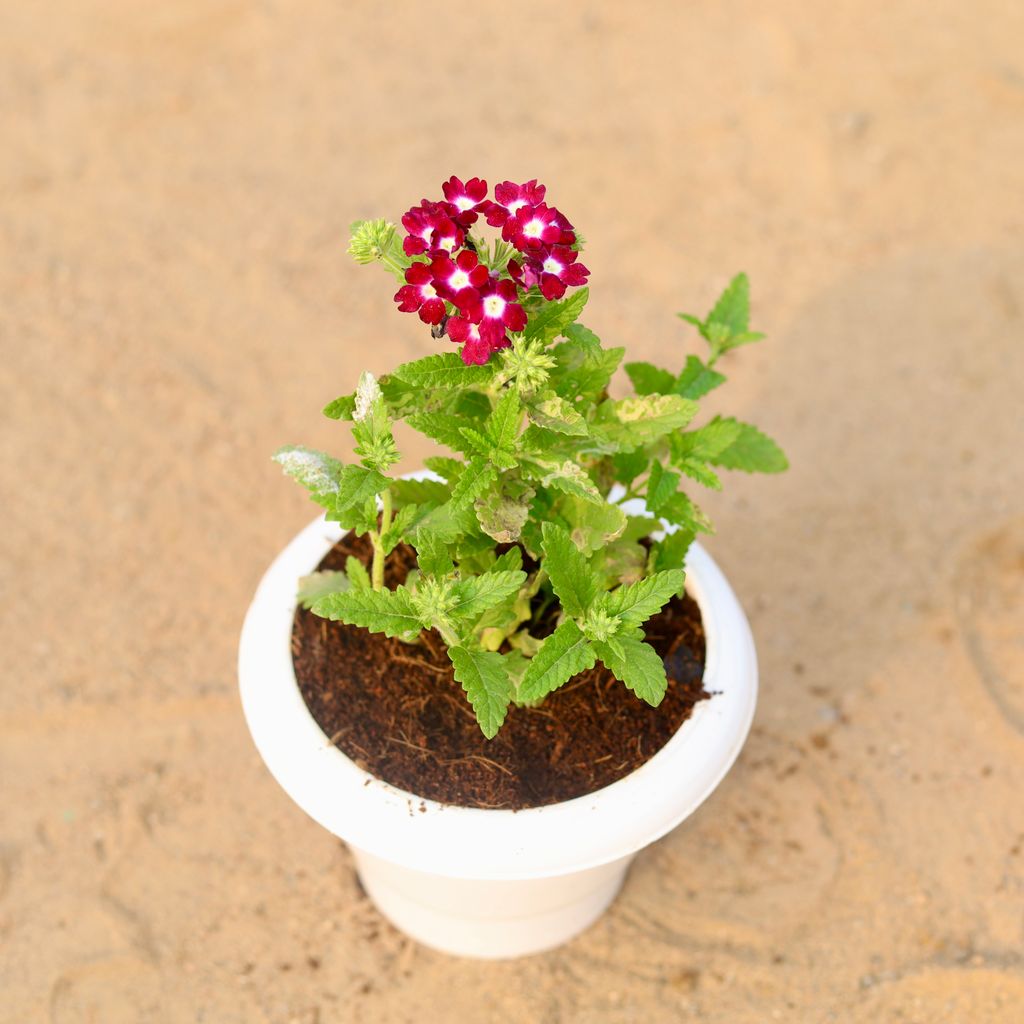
277,267,786,737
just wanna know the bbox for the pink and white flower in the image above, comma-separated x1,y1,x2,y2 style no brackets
429,249,489,310
468,278,528,347
401,201,464,256
446,317,508,365
484,179,547,228
441,176,488,227
394,262,446,324
536,245,590,300
503,203,576,252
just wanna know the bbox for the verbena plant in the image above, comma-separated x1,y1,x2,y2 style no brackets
275,176,786,738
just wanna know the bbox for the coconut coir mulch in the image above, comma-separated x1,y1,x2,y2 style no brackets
292,532,708,809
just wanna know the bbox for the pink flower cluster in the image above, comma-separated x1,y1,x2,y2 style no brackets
393,176,589,365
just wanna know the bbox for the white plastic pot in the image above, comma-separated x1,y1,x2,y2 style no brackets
239,502,757,958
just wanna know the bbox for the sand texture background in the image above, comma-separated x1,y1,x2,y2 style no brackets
2,2,1024,1021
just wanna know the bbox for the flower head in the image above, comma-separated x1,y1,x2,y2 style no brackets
484,179,546,228
509,244,589,299
394,262,446,324
401,201,464,256
429,249,489,310
503,203,575,252
441,176,488,227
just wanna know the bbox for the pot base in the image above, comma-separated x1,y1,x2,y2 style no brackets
352,848,635,959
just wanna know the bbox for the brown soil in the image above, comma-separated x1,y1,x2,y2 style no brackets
292,532,708,809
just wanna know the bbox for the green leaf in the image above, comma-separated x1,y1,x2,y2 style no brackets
449,570,528,621
658,491,713,534
422,457,463,483
380,502,424,554
534,459,602,503
416,532,454,578
524,288,589,343
448,647,512,739
332,465,389,516
593,637,668,707
474,481,535,543
313,585,424,637
551,329,624,401
598,395,698,450
612,449,649,487
674,355,726,400
624,362,675,396
272,446,344,507
322,394,355,420
297,571,349,609
351,372,399,471
564,498,629,554
645,460,682,514
652,530,693,576
707,272,750,337
708,419,788,473
345,557,371,590
517,620,597,702
525,391,588,435
674,457,722,490
389,476,450,506
450,457,498,509
392,352,494,389
487,389,522,451
672,417,743,459
600,569,686,629
541,522,599,618
408,412,483,456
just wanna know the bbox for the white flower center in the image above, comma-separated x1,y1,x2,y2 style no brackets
523,218,544,239
454,196,474,211
542,256,562,275
421,284,437,298
507,199,526,214
439,235,456,251
483,295,505,318
449,270,471,291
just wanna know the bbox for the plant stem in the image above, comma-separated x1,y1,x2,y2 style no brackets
371,487,393,591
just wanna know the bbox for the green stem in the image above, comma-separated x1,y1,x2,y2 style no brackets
371,488,393,591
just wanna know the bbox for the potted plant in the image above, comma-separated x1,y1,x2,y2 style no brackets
239,176,787,958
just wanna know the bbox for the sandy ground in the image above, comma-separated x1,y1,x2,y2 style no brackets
2,1,1023,1021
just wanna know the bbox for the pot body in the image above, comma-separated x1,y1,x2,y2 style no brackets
352,847,634,958
239,502,758,959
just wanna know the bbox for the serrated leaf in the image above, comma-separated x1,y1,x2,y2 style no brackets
525,391,588,435
313,585,424,637
652,530,693,577
297,571,349,609
524,287,589,343
594,637,668,707
422,456,463,483
273,446,343,506
646,460,682,513
322,394,355,420
389,477,450,506
345,557,371,590
450,457,498,509
674,355,726,400
449,570,528,621
332,465,389,516
658,490,714,534
475,482,534,543
673,417,743,459
707,272,750,336
380,502,424,554
599,394,698,450
415,532,454,578
562,496,628,553
600,569,686,629
541,522,599,617
536,459,602,503
550,331,624,401
487,389,522,451
708,419,788,473
624,361,675,396
612,449,649,487
448,647,512,739
674,457,722,490
408,412,483,456
392,352,494,389
517,620,597,702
